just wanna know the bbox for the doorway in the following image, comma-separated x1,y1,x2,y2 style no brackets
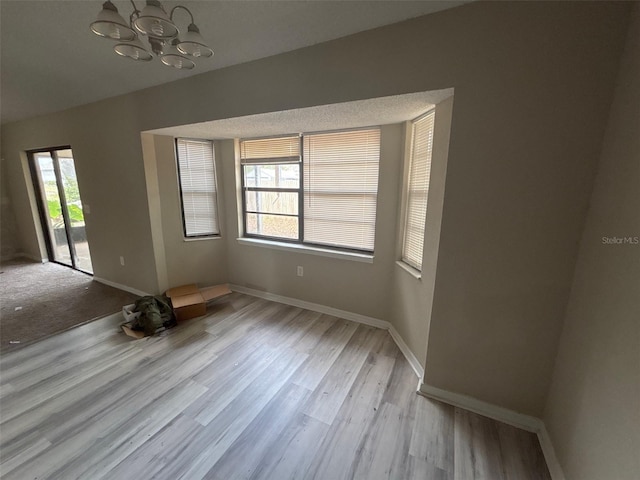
29,146,93,274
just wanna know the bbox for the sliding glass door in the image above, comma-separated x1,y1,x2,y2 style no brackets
30,147,93,274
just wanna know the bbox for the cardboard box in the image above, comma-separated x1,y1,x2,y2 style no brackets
166,283,232,322
121,323,146,339
120,284,232,338
121,304,146,338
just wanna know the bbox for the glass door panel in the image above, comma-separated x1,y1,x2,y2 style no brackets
31,147,93,274
57,150,93,273
34,152,72,267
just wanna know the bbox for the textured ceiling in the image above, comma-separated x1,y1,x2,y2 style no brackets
0,0,468,125
146,90,453,139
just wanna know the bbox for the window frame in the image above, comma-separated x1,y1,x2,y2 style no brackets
400,109,436,273
240,135,303,244
239,126,381,255
175,137,221,239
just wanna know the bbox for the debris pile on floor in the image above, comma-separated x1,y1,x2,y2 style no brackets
123,295,176,337
121,283,232,338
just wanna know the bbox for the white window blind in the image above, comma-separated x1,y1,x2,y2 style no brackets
303,128,380,252
402,111,435,270
176,138,220,237
240,136,300,163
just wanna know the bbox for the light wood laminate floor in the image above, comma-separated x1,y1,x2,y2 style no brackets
0,293,551,479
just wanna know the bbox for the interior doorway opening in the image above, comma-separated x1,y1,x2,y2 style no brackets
28,146,93,274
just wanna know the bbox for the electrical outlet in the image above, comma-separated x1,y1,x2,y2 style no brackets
120,256,125,266
297,266,304,277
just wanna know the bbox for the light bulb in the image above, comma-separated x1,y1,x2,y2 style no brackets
176,24,213,58
109,24,121,40
90,0,136,41
114,36,153,61
151,21,164,37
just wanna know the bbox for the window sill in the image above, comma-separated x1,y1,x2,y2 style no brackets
396,260,421,279
183,235,222,243
236,238,374,263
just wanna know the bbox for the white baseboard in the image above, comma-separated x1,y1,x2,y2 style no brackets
229,284,425,378
536,423,567,480
418,382,566,480
388,325,424,378
229,284,389,329
93,276,151,297
418,382,541,432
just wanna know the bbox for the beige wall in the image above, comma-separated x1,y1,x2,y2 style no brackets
0,2,631,417
2,99,162,293
543,5,640,479
419,2,631,416
219,124,403,320
1,157,19,260
151,135,229,290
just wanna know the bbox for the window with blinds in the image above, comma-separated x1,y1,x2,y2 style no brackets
402,111,435,271
304,128,380,252
176,138,220,237
239,127,381,253
240,136,301,241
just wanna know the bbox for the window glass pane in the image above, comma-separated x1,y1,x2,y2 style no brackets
58,153,92,273
245,191,298,215
35,153,72,266
244,164,299,188
244,165,256,187
246,213,298,239
240,137,302,242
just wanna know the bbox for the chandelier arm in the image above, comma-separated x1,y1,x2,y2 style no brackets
129,0,140,25
129,0,140,15
170,5,195,25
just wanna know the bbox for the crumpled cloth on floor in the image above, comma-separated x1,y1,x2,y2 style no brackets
129,295,176,336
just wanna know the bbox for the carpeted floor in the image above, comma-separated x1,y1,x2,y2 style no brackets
0,259,139,353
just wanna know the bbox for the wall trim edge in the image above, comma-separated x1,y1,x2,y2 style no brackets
536,423,567,480
388,325,424,378
2,253,46,263
418,382,541,431
93,276,151,298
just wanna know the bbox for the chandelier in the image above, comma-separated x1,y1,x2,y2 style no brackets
90,0,213,70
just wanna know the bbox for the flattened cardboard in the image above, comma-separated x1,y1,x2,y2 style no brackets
121,323,146,339
201,284,232,301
